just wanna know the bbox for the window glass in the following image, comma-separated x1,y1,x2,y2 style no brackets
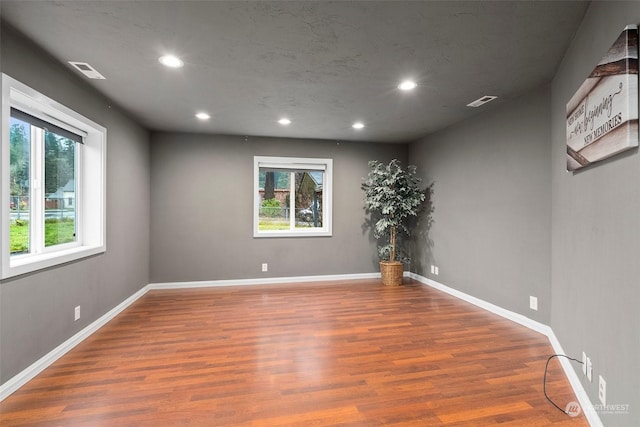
258,170,289,231
254,156,332,237
293,171,323,229
9,117,31,255
9,113,80,254
44,130,76,247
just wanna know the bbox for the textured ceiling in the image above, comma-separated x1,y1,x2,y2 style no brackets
0,1,589,143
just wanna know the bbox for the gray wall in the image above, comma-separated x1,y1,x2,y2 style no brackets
150,132,406,283
0,26,151,382
550,3,640,424
3,4,639,423
408,88,552,324
408,2,640,423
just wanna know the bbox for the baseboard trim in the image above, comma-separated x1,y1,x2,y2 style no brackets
0,272,603,427
408,272,602,427
148,272,381,290
406,272,551,335
0,272,379,401
0,285,150,402
546,330,603,427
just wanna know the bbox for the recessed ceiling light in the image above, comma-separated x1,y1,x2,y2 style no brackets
398,80,417,91
352,122,365,130
159,55,184,68
195,112,211,120
278,118,291,125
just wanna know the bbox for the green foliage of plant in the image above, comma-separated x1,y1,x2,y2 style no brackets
44,131,75,194
362,159,425,262
10,119,76,197
260,198,283,217
259,171,290,189
10,122,30,197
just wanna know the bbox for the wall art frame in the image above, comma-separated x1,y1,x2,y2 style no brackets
566,25,639,171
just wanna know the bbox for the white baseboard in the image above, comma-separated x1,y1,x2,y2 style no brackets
546,330,604,427
0,271,604,427
406,272,551,335
407,272,602,427
0,285,150,402
0,272,378,401
149,272,381,289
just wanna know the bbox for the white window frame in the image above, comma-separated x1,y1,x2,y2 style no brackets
254,156,332,238
1,74,106,279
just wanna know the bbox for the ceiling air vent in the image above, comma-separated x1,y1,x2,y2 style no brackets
467,95,497,108
68,61,106,80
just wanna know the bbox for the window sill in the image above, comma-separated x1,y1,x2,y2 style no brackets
253,230,332,238
2,245,105,279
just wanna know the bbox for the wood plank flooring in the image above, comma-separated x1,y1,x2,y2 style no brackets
0,279,588,426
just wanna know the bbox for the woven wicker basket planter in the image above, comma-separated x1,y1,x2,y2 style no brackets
380,261,404,286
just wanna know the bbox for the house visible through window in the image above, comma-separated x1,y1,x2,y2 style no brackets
10,111,78,255
254,156,332,237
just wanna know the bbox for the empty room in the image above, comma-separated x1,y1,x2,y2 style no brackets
0,1,638,426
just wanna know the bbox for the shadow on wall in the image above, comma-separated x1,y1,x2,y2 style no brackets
360,183,435,271
361,214,380,268
408,183,435,275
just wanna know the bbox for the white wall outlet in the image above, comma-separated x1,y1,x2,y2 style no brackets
74,305,81,321
598,375,606,406
582,352,587,376
529,296,538,311
261,263,268,272
434,266,439,275
430,265,435,274
586,357,593,382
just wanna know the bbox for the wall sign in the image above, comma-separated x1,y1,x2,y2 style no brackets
566,25,638,171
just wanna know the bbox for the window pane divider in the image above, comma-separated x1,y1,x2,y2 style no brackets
31,126,44,255
289,172,296,230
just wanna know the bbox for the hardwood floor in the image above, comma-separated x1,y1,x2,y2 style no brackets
0,279,588,426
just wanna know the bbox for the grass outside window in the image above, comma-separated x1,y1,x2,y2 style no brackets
10,217,75,254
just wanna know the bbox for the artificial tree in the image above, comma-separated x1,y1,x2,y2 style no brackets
362,159,425,285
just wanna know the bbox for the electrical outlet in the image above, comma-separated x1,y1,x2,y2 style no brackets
586,357,593,382
74,305,81,321
582,352,587,376
529,296,538,311
434,266,439,275
261,263,268,272
598,375,606,406
430,265,435,274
